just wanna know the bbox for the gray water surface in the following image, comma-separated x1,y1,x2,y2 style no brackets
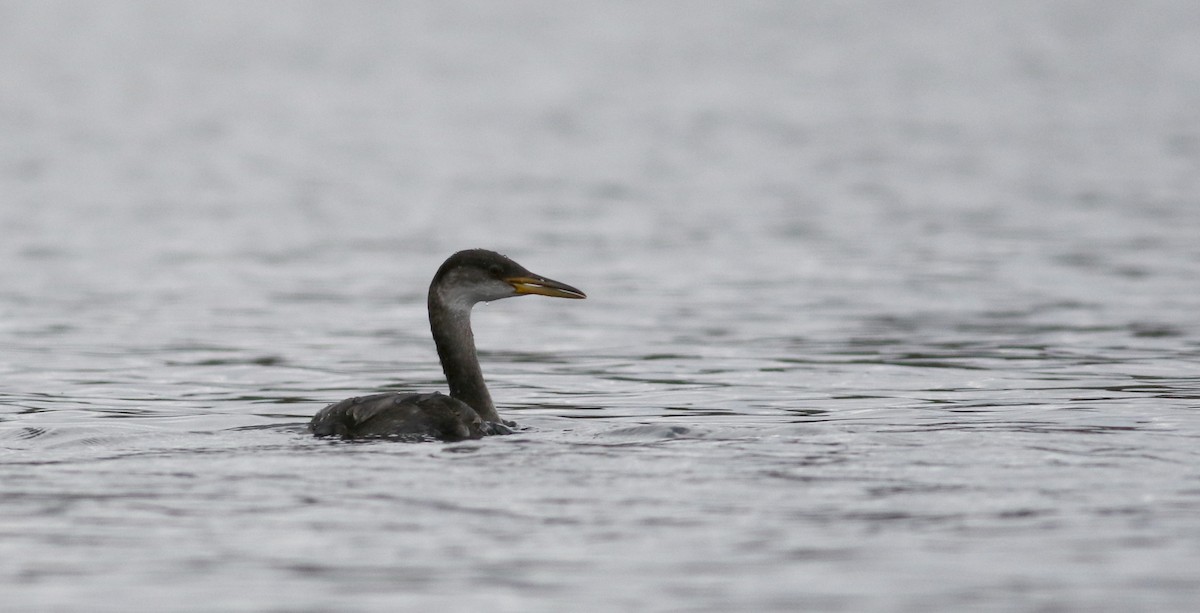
3,2,1200,611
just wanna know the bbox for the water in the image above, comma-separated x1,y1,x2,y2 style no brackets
3,1,1200,611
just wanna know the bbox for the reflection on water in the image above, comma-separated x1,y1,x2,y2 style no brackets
3,1,1200,611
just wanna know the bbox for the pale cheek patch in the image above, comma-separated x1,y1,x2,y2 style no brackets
437,280,515,312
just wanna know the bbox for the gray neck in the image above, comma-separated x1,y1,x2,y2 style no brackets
428,289,500,423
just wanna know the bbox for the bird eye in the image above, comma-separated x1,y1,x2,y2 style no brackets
488,264,503,277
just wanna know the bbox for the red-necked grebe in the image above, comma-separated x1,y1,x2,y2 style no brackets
308,249,585,441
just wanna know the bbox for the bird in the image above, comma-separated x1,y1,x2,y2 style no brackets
308,249,586,441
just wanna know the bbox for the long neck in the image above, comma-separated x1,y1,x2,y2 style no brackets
428,288,501,423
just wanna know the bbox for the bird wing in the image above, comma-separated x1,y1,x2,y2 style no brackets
308,392,485,441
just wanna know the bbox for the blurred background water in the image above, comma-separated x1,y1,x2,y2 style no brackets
2,1,1200,611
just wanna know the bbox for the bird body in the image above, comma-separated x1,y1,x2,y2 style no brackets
308,249,585,441
308,392,507,441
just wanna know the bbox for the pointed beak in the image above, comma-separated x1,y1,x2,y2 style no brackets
506,274,587,299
